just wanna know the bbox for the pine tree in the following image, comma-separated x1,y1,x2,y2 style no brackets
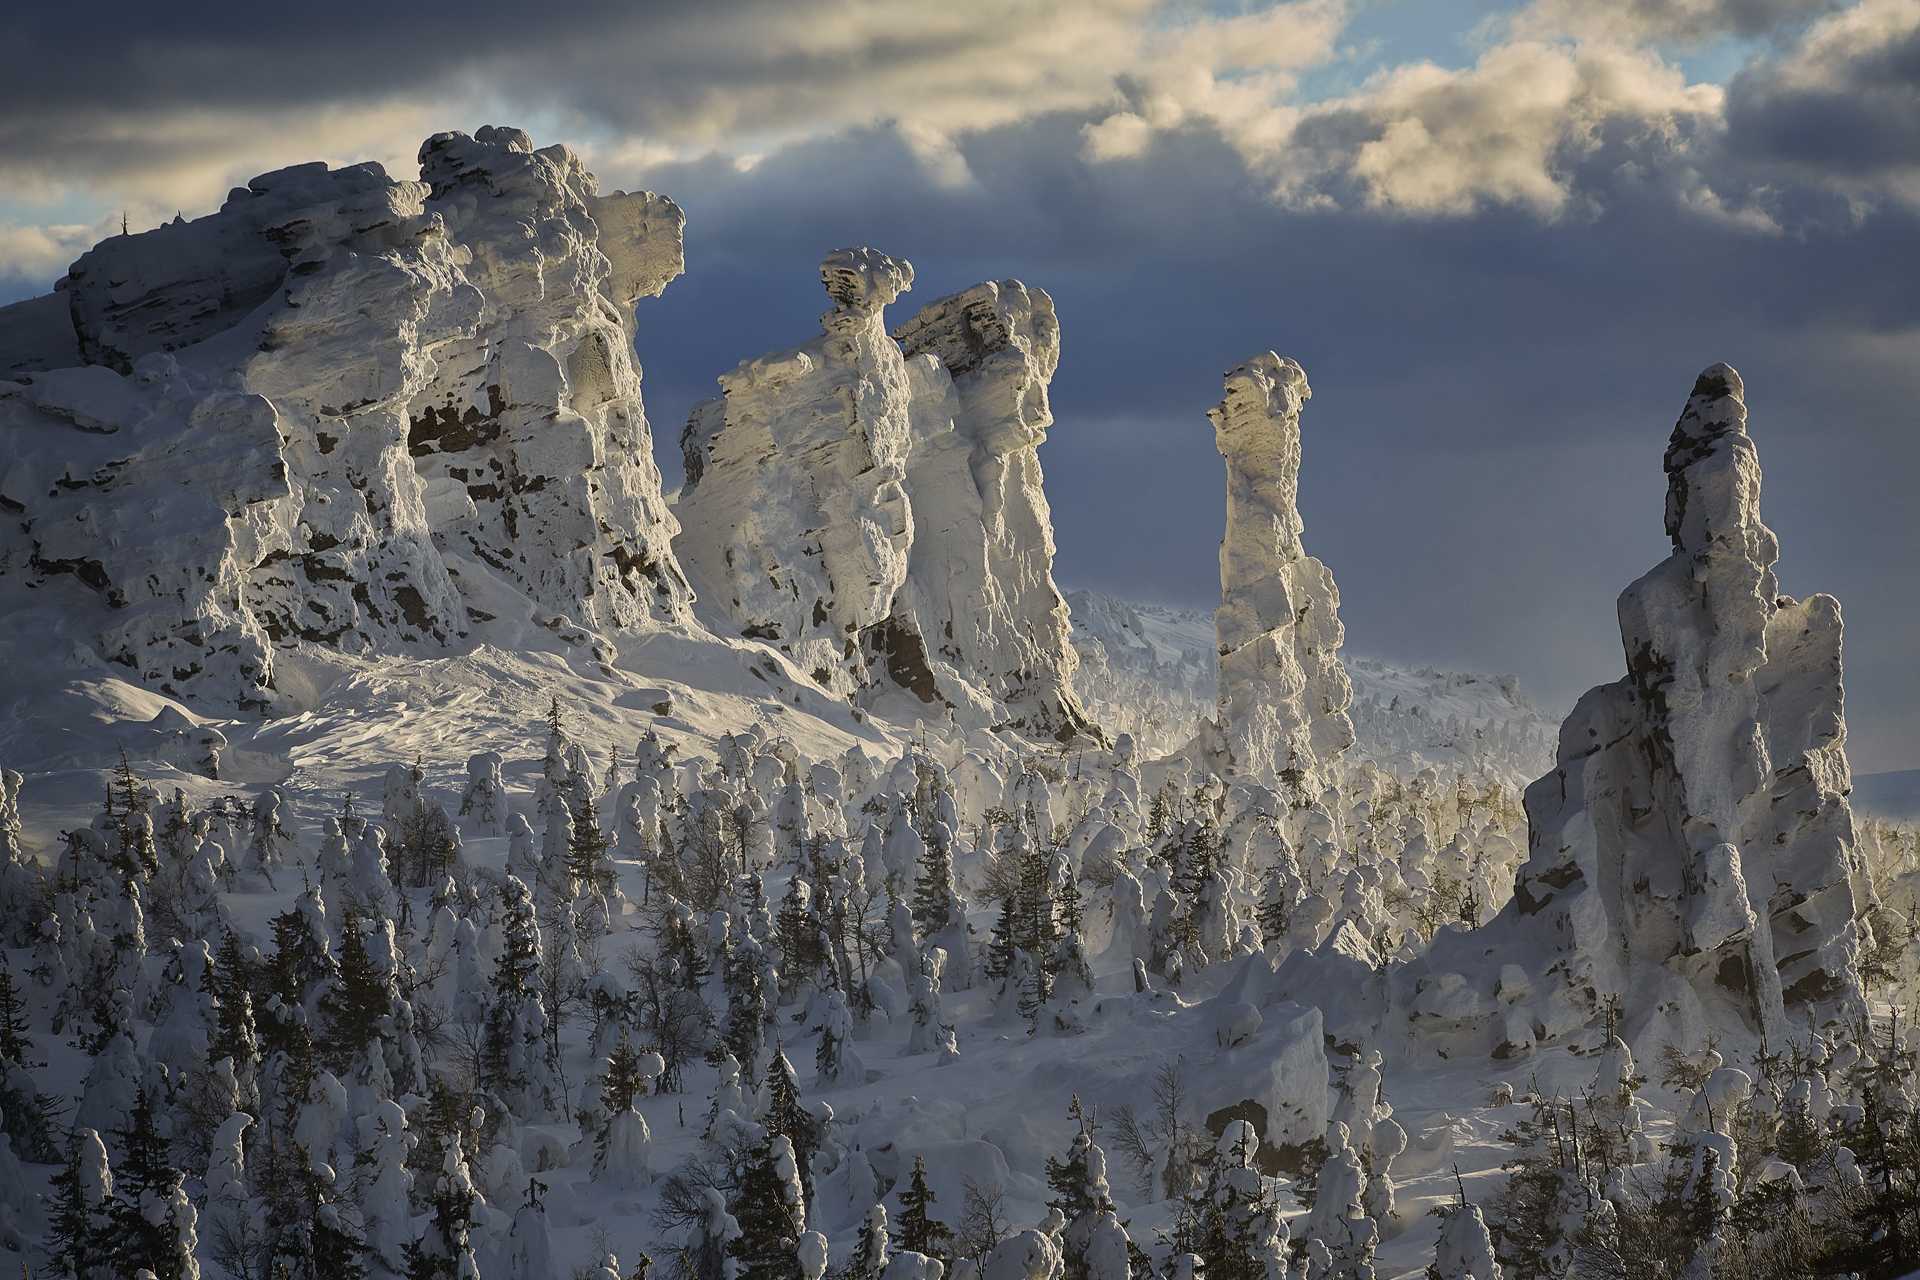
49,1128,113,1280
112,1083,198,1280
896,1155,953,1260
765,1049,818,1208
911,822,959,934
319,915,391,1077
728,1135,807,1279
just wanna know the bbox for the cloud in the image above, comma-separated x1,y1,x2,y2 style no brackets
1724,0,1920,202
1514,0,1835,44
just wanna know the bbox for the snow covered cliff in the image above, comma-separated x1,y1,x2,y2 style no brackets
1405,364,1870,1056
0,126,692,710
676,255,1089,738
1205,353,1355,794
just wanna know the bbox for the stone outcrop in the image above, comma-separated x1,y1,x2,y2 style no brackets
0,126,691,709
1205,353,1354,794
1405,364,1869,1055
675,254,1089,738
675,248,922,703
891,280,1087,741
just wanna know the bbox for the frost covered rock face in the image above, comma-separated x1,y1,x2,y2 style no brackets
1409,364,1868,1053
677,254,1089,737
676,248,921,702
892,280,1088,741
1206,353,1354,793
0,126,691,709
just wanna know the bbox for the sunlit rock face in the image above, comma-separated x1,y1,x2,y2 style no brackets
0,126,692,710
891,279,1089,742
676,255,1089,737
1205,353,1354,795
1406,364,1869,1057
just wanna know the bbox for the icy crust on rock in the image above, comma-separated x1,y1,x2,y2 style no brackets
1406,364,1869,1056
891,280,1088,741
676,255,1089,738
0,126,691,709
1204,354,1355,791
675,249,921,704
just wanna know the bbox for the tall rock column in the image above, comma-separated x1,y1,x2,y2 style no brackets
1208,353,1354,795
1406,364,1869,1057
1608,364,1865,1035
674,249,921,701
890,281,1091,742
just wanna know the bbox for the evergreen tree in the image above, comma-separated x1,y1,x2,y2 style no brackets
847,1204,889,1279
728,1135,808,1280
896,1155,954,1260
111,1084,198,1280
765,1049,818,1208
0,962,30,1064
721,933,771,1085
211,927,261,1074
319,915,391,1077
49,1128,113,1280
569,786,616,897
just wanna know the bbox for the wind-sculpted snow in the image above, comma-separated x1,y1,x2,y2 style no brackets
1203,353,1355,797
676,256,1089,738
1405,364,1870,1058
0,126,691,710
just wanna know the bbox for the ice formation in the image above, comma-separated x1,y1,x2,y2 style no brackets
1203,354,1355,793
0,125,691,709
1407,364,1870,1053
676,254,1088,736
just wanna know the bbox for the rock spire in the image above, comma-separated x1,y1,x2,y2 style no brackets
1206,353,1354,794
1406,364,1868,1056
676,255,1089,738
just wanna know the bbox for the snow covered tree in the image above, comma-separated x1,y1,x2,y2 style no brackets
49,1127,114,1280
592,1029,654,1189
110,1084,200,1280
1046,1095,1119,1279
896,1154,953,1261
729,1133,809,1279
319,914,391,1078
847,1203,890,1278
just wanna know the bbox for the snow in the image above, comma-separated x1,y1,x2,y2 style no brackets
0,123,1909,1280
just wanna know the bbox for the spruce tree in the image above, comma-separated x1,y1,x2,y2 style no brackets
896,1154,953,1260
111,1084,196,1280
319,915,391,1076
728,1135,807,1280
49,1128,113,1280
569,786,616,896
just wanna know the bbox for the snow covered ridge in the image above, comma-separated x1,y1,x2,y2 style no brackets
2,126,694,711
677,257,1089,738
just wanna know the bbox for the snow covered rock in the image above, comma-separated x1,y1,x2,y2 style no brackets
675,255,1091,737
675,248,922,703
1406,364,1869,1052
890,279,1089,741
1,125,692,710
1203,354,1354,793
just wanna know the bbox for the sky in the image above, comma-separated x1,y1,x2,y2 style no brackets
2,0,1916,772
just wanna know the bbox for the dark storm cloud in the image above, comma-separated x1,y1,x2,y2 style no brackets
1726,2,1920,176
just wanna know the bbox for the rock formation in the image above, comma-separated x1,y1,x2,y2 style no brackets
891,280,1087,741
1205,353,1354,794
675,254,1088,737
0,126,691,709
1405,364,1869,1056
